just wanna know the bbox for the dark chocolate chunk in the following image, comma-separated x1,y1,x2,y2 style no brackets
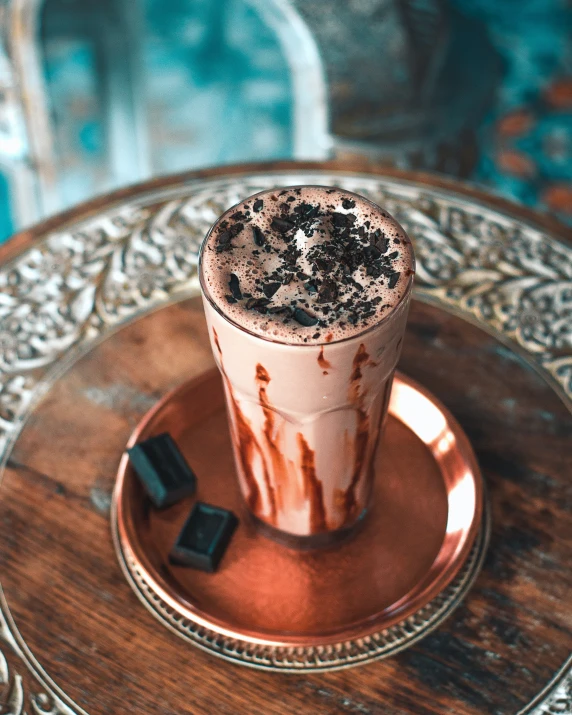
271,216,295,233
293,307,319,327
294,202,319,219
363,245,381,261
317,280,338,303
225,295,237,304
230,211,245,222
246,297,271,312
342,198,356,209
228,273,242,300
304,281,318,294
374,237,390,254
388,272,400,289
332,212,356,228
314,257,334,272
331,212,349,228
262,282,281,299
170,502,238,572
267,304,292,315
282,245,301,265
296,271,311,281
219,224,242,247
252,226,266,246
253,199,264,212
127,433,197,509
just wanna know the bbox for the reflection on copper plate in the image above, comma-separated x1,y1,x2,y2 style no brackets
112,369,484,656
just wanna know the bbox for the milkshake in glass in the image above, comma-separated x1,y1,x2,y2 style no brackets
199,186,415,546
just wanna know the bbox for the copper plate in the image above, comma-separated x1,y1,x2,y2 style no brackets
112,367,486,670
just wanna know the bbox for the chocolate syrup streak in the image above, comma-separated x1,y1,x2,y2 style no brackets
342,407,370,520
212,327,223,358
377,378,394,439
255,363,285,518
213,329,276,519
349,343,378,399
226,389,265,514
296,433,327,533
342,343,379,521
317,346,332,372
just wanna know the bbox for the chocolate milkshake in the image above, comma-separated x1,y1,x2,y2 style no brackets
199,186,415,545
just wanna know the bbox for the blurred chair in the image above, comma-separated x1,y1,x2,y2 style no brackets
0,0,329,235
294,0,500,175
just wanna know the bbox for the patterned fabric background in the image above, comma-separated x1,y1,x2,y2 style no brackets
461,0,572,226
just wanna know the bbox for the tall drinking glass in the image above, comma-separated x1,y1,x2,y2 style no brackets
199,186,414,546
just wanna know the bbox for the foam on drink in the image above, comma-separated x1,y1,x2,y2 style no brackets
201,186,414,345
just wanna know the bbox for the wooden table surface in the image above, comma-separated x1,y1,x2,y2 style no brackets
0,162,570,714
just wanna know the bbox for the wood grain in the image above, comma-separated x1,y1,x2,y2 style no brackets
0,296,570,714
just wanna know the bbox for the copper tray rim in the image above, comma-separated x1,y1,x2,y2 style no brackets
112,502,490,673
112,368,483,648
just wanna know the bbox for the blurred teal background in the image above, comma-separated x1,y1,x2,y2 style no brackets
0,0,570,243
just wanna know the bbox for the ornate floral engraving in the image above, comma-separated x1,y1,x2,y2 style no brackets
519,657,572,715
1,173,571,462
0,170,570,708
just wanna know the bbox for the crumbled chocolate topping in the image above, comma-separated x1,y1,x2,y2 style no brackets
216,221,243,253
388,272,400,289
271,217,295,233
317,280,337,303
262,282,281,299
252,225,266,246
246,297,271,312
228,273,242,300
293,308,318,327
205,188,412,338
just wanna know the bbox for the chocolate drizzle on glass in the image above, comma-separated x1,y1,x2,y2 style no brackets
213,326,395,536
